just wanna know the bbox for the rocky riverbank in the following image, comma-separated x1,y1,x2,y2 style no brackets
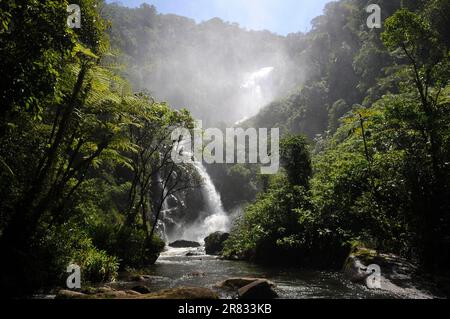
56,277,278,300
343,247,443,299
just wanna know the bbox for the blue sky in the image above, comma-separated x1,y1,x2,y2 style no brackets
106,0,331,35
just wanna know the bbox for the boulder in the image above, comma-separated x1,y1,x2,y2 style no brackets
343,256,369,282
80,286,115,295
130,275,146,282
204,232,230,255
169,240,201,248
238,280,278,299
94,287,115,294
216,277,275,291
57,287,219,299
186,251,203,257
143,287,219,299
131,285,152,294
56,290,87,299
343,247,379,283
96,290,131,299
124,290,142,296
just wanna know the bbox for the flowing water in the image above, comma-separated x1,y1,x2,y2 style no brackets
112,247,400,299
162,158,230,243
235,66,275,125
162,67,275,241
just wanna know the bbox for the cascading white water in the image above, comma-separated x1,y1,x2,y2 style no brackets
160,198,170,242
235,66,275,125
180,159,230,243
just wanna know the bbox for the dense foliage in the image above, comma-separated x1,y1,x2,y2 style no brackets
0,0,195,296
224,0,450,277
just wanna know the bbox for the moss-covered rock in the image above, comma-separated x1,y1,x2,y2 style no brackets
205,232,230,255
343,246,377,283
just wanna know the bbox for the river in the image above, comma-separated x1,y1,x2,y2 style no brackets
111,247,400,299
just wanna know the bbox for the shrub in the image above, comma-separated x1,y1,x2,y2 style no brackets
30,223,119,292
90,224,165,269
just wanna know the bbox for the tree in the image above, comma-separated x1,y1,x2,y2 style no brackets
382,7,450,271
125,97,197,240
280,134,312,187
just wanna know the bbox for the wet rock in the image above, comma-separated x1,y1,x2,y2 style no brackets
204,232,230,255
56,290,87,299
95,287,115,294
216,277,275,291
57,287,218,299
96,290,131,299
130,275,146,282
186,251,203,257
238,280,278,299
343,256,370,283
169,240,201,248
80,286,114,295
342,247,436,297
131,285,152,294
124,290,142,296
143,287,218,299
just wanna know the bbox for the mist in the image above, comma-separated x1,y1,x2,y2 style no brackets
105,3,307,126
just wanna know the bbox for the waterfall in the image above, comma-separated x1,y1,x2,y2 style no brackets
180,159,230,243
236,66,274,125
160,197,170,243
157,175,170,242
158,156,230,243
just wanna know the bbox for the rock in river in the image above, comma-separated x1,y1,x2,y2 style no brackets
238,280,278,299
144,287,218,299
56,286,218,299
216,277,275,291
204,232,230,255
131,285,152,294
56,290,87,299
169,240,201,248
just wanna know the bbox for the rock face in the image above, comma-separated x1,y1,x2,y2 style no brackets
342,246,436,298
169,240,201,248
238,280,278,299
204,232,230,255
